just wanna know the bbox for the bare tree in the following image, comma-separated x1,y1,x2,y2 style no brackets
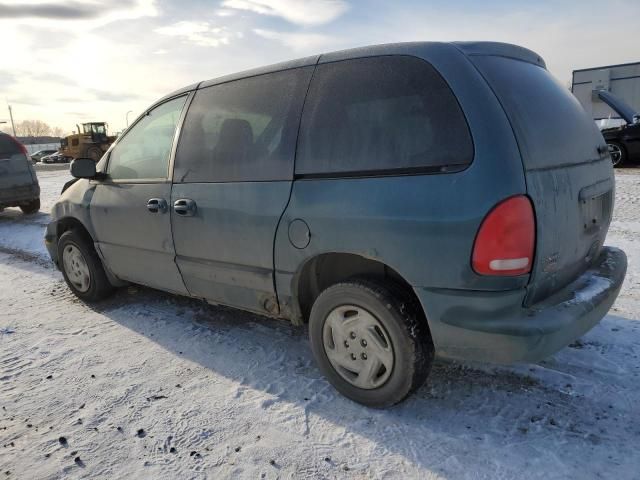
51,126,66,138
15,120,52,137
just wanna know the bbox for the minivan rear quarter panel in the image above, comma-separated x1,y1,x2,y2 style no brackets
275,43,529,326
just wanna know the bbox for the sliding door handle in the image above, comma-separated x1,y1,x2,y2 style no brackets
147,198,167,213
174,198,197,217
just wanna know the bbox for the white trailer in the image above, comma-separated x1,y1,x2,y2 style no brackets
572,61,640,127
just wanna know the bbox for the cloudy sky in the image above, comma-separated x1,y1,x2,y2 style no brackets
1,0,638,135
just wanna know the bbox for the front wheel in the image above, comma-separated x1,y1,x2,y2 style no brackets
608,142,626,167
58,230,115,302
309,278,433,408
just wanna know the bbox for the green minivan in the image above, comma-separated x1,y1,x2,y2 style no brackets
46,42,627,407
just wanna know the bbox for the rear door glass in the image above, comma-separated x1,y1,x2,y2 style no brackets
174,67,313,183
296,55,473,175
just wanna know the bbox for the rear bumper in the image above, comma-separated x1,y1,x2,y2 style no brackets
0,184,40,208
415,246,627,363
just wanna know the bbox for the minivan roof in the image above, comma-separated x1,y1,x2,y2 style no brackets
156,41,545,104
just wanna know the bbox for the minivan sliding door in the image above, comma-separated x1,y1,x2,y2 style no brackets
170,67,313,314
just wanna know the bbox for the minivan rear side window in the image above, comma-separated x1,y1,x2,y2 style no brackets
296,55,473,176
174,67,313,183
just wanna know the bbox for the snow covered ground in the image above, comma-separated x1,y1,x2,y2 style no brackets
1,166,639,479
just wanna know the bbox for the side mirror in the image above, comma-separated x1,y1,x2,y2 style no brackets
70,158,98,179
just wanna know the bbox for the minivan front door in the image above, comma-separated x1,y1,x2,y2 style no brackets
170,67,313,314
90,95,189,295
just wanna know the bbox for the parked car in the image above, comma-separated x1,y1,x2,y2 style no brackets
41,152,71,164
31,149,57,163
45,42,627,407
596,90,640,167
0,133,40,213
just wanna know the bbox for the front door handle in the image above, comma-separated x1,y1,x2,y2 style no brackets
147,198,167,213
174,198,197,217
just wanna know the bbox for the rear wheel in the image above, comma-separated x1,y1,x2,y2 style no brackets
608,142,626,167
309,278,433,407
20,198,40,214
58,230,115,302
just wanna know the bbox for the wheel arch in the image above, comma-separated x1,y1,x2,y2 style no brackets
55,216,126,288
290,252,427,326
56,216,94,243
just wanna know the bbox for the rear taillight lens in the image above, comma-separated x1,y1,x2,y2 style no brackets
472,195,535,276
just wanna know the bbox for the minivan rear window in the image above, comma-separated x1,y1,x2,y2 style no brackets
472,56,604,170
296,55,473,176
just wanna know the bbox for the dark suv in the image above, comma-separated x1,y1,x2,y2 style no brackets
0,133,40,214
46,42,627,407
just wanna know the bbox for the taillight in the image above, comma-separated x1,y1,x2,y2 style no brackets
472,195,535,276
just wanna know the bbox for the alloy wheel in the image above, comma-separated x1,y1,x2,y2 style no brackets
608,143,623,166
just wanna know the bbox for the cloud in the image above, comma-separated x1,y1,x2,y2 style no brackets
0,0,157,28
0,0,139,20
215,8,236,17
155,21,239,47
222,0,348,26
86,88,143,103
253,28,338,52
0,71,16,88
9,94,42,106
29,72,78,86
0,1,100,19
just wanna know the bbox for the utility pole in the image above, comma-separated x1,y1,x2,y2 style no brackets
7,104,16,137
126,110,133,128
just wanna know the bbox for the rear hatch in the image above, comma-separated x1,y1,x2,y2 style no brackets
468,52,614,305
0,135,36,191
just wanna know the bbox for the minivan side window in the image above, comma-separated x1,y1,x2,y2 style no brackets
173,67,312,183
296,56,473,176
107,95,187,181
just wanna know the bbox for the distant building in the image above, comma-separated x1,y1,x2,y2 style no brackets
572,61,640,126
17,136,62,145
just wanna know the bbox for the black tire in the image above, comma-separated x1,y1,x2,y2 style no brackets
57,229,115,302
309,278,434,408
608,141,626,167
20,198,40,214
